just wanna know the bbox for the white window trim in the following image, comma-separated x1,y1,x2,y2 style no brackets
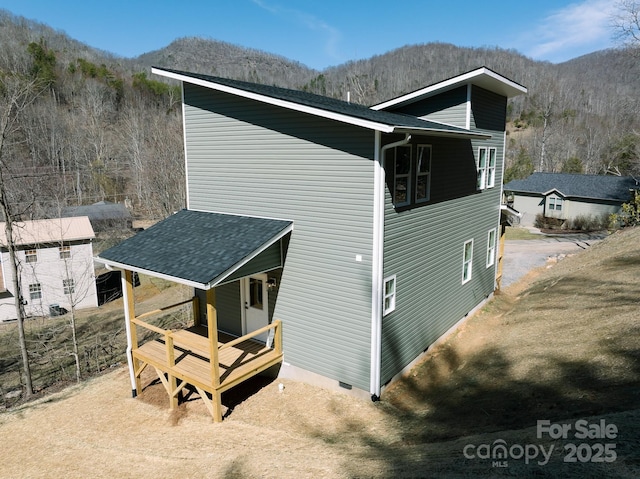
486,228,497,268
415,144,432,203
383,275,397,316
477,147,497,190
462,239,474,284
549,196,563,211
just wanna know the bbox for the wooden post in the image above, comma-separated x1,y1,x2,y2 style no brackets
166,333,178,409
274,320,283,355
206,288,222,422
192,295,200,327
123,270,141,394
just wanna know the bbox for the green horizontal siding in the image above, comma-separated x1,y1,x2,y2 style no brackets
381,133,503,384
183,83,375,391
393,86,468,128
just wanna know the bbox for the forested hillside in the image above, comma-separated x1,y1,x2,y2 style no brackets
1,9,639,223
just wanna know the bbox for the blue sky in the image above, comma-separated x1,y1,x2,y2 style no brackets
0,0,622,70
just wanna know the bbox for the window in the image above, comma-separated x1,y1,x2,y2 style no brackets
548,196,563,211
63,279,75,295
25,249,37,263
415,145,432,203
383,275,396,315
59,245,71,259
477,147,497,190
29,283,42,300
486,229,497,267
462,239,474,284
388,146,412,206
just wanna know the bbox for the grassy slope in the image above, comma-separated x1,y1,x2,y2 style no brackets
0,227,638,478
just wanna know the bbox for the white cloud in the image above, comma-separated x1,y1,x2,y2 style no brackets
524,0,619,61
251,0,342,62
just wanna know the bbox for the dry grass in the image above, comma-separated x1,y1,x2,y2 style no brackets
0,228,639,478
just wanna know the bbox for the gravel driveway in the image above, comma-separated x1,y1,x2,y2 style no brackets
501,231,607,288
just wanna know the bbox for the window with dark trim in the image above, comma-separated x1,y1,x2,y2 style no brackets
63,278,75,295
385,144,432,208
387,145,412,206
415,145,432,203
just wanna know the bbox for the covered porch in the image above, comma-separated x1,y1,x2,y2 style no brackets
97,209,293,422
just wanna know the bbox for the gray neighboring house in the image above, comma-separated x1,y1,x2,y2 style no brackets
504,173,639,227
62,201,132,231
97,66,526,400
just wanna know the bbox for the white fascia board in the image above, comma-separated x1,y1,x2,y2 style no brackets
372,67,527,111
393,127,491,140
95,256,208,290
153,68,395,133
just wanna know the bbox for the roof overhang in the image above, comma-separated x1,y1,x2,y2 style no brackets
96,209,293,290
500,204,522,226
372,67,528,111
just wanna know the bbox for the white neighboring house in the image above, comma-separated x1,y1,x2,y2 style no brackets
0,216,98,322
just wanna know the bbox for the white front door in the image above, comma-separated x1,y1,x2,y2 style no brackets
243,274,269,342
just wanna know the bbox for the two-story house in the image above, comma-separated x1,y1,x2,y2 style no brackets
97,66,526,421
0,216,98,321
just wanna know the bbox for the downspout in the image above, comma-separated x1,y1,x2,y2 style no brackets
120,269,138,397
371,132,411,401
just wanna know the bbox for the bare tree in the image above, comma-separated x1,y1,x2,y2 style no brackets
0,72,46,397
612,1,640,49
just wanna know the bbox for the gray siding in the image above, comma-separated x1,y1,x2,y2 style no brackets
196,282,243,336
224,241,283,283
470,86,507,131
392,86,468,128
183,83,376,391
381,132,504,383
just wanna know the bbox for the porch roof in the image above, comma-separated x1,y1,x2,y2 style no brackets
96,209,292,289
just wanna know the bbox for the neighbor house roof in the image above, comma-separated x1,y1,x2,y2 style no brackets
504,173,639,202
0,216,95,247
62,201,131,222
152,67,491,140
371,66,527,111
96,209,293,290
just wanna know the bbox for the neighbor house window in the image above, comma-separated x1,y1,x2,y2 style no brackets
548,196,563,211
477,147,497,190
387,146,412,206
462,239,474,284
383,275,396,315
486,228,497,267
63,279,75,295
29,283,42,300
59,245,71,259
25,249,37,263
415,145,432,203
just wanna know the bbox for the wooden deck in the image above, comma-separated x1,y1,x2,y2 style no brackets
121,273,283,423
133,325,282,398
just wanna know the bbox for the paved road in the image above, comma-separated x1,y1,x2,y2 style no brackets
501,232,607,288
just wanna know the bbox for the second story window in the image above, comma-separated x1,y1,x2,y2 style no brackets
388,146,412,207
25,249,37,263
29,283,42,300
415,145,432,203
477,147,497,190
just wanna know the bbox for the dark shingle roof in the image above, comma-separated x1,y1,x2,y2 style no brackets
154,67,489,138
62,201,131,221
97,209,292,288
504,173,639,202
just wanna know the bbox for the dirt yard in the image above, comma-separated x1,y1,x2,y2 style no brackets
1,228,639,478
